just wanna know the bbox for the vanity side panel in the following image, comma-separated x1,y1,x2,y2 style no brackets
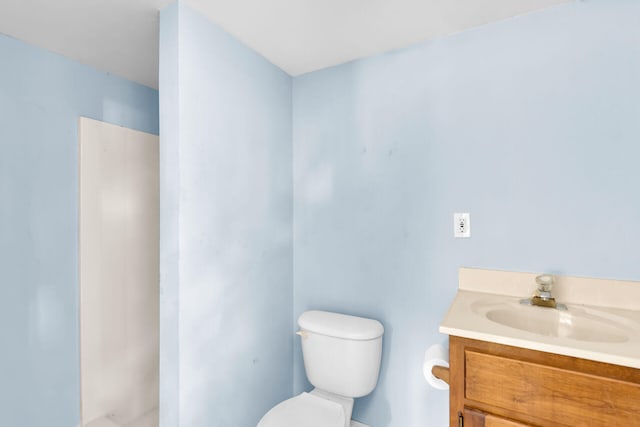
450,336,467,426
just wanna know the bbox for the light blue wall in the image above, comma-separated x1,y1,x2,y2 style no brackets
159,5,180,426
8,0,636,426
159,3,293,426
0,34,158,427
293,0,640,425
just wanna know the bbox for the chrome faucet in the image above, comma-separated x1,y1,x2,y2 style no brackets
520,274,567,310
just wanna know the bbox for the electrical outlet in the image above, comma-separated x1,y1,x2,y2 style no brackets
454,213,470,238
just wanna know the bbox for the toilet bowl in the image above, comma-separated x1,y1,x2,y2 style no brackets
258,391,345,427
258,310,384,427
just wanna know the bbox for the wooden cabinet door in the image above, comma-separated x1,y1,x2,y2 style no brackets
464,408,532,427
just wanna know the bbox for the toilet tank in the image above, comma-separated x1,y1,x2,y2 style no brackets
298,310,384,398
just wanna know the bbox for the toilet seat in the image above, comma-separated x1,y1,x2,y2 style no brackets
257,392,346,427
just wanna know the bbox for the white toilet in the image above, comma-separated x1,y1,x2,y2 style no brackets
258,310,384,427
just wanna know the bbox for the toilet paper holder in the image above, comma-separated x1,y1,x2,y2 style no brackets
423,344,451,390
432,365,450,385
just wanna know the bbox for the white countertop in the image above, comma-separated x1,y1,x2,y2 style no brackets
440,289,640,369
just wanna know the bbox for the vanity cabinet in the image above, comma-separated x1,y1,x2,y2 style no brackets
449,336,640,427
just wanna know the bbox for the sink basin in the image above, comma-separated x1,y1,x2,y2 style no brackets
472,301,631,343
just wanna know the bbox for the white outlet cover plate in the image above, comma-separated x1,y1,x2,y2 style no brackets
454,213,470,238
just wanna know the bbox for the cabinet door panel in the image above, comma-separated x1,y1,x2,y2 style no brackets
463,408,486,427
464,408,531,427
485,413,531,427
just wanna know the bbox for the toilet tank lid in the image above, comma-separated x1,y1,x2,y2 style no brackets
298,310,384,340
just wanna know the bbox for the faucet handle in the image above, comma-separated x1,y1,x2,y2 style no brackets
535,274,554,293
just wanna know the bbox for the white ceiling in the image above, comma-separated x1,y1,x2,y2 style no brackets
0,0,569,89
